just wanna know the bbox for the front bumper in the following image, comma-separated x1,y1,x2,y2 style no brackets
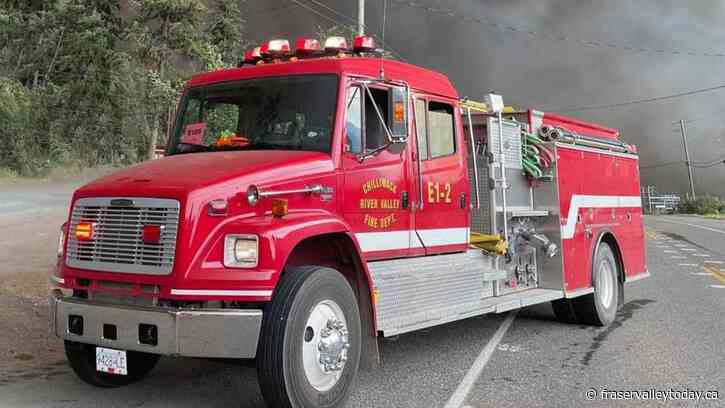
49,290,262,359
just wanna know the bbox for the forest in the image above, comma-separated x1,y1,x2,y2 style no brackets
0,0,245,176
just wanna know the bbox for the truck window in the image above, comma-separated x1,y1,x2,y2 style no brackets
414,98,428,159
428,101,455,158
170,74,338,155
364,88,389,152
345,87,362,154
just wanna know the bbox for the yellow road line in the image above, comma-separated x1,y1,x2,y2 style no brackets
704,265,725,285
645,229,658,240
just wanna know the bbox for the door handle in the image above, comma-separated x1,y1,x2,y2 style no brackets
401,192,409,209
460,192,466,209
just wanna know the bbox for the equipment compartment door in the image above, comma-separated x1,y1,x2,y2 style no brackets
411,96,470,255
341,83,413,260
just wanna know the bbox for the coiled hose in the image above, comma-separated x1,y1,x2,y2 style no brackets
522,130,553,180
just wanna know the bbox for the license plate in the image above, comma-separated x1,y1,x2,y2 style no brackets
96,347,127,375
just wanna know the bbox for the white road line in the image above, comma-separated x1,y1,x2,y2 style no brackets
444,311,517,408
680,248,696,252
651,217,725,235
671,256,687,259
691,272,713,276
678,263,699,267
704,260,724,264
663,250,677,253
710,285,725,289
693,254,711,257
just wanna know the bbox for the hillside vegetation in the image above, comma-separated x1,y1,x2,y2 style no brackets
0,0,244,176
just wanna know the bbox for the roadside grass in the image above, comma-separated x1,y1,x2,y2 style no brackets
0,164,117,185
704,213,725,220
0,167,19,179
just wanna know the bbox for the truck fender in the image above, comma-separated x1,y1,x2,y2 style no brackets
590,228,625,307
260,212,381,369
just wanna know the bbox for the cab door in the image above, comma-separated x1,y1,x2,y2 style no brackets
411,96,469,254
341,82,413,260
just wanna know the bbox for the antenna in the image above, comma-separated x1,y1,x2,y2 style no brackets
379,0,387,79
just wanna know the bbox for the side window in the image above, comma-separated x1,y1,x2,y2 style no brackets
345,87,362,154
364,87,389,152
428,101,455,158
414,98,428,159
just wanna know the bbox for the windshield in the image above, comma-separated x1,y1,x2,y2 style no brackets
169,74,338,155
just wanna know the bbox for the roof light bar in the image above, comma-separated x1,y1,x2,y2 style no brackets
353,35,376,53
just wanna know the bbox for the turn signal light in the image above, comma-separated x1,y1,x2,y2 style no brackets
393,101,405,122
75,222,94,241
271,198,288,218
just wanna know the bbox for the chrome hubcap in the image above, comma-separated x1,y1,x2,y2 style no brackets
597,257,615,308
302,300,349,392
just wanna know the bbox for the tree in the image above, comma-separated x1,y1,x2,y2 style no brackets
128,0,244,158
0,0,246,174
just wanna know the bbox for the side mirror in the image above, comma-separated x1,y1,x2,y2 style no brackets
388,86,408,143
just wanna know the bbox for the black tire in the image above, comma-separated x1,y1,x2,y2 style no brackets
571,242,620,326
64,341,160,388
257,266,361,408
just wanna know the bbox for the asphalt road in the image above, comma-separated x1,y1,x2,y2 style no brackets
1,182,724,407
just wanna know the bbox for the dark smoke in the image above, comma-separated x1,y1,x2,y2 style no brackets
245,0,725,196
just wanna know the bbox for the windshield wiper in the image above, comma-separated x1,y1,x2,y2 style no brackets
245,142,295,150
175,143,212,154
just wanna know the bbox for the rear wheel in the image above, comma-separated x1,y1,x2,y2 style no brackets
571,242,620,326
64,341,160,387
257,266,361,408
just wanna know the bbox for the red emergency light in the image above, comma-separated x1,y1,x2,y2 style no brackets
353,35,376,53
243,47,262,65
142,225,162,244
295,37,322,56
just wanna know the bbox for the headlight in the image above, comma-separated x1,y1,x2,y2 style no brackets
224,234,258,268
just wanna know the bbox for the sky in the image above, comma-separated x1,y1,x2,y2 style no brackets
244,0,725,197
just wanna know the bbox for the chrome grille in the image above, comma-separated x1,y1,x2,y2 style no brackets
66,197,180,275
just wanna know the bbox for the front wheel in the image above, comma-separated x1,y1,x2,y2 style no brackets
257,266,361,408
64,341,160,387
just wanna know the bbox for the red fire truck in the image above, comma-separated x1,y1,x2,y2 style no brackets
50,36,647,407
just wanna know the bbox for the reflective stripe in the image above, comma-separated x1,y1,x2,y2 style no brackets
170,289,272,297
355,230,412,252
561,195,641,240
356,227,469,252
417,227,470,247
50,276,65,285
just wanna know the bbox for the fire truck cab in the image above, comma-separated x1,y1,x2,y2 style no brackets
50,37,647,408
